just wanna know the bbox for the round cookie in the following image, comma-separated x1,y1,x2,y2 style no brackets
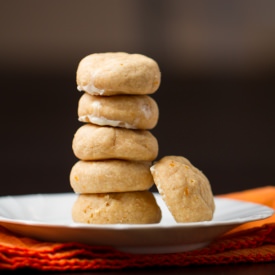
70,160,154,193
72,191,162,224
76,52,161,96
78,93,159,130
150,156,215,223
72,124,158,161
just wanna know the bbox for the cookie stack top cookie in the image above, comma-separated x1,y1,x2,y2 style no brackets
76,52,161,96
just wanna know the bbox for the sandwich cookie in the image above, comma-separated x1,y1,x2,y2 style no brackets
72,124,158,161
70,160,154,193
78,93,159,130
76,52,161,96
150,156,215,223
72,191,162,224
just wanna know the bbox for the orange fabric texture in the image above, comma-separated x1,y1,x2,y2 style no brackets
0,186,274,271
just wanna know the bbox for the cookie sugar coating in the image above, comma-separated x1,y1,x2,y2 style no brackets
70,160,154,193
72,191,162,224
78,93,159,130
72,124,158,161
150,156,215,223
76,52,161,96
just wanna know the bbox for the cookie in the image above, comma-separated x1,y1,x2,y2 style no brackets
72,191,162,224
78,93,159,130
150,156,215,223
72,124,158,161
70,160,154,193
76,52,161,96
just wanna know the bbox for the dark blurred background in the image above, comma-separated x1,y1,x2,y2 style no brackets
0,0,274,196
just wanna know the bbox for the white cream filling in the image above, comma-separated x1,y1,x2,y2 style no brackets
77,84,105,95
79,115,136,129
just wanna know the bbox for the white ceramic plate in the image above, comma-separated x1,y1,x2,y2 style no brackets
0,193,273,254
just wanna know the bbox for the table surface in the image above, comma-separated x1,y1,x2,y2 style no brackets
2,263,275,274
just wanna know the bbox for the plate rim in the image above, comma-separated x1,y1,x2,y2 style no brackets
0,192,273,230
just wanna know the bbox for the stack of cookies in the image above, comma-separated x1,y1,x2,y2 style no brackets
70,52,162,224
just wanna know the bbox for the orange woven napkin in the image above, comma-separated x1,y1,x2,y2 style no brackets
0,186,274,271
